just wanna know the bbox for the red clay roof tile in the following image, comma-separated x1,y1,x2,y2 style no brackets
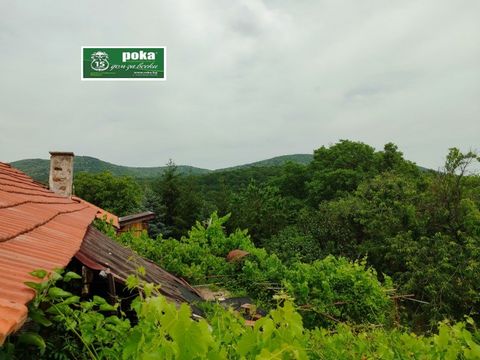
0,162,98,344
72,196,119,228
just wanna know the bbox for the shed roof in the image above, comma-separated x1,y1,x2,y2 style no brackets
118,211,155,227
76,225,204,312
0,162,98,344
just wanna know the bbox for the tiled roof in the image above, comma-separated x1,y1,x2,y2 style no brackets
72,196,119,228
0,162,98,344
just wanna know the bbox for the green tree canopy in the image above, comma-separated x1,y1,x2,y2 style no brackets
307,140,378,203
74,171,143,216
306,140,419,205
228,182,291,244
151,160,206,238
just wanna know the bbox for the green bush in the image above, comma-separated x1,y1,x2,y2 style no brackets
308,320,480,360
284,256,393,328
3,269,479,359
110,212,393,328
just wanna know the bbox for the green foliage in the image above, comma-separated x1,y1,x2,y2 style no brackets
196,166,284,198
225,154,313,170
377,142,420,175
4,268,310,359
74,171,143,216
8,141,480,357
3,269,479,359
272,161,309,200
11,156,210,183
264,226,321,264
263,146,480,329
1,269,86,359
142,187,167,238
306,140,419,205
424,147,479,234
11,154,310,184
175,176,206,235
284,257,394,328
235,300,308,359
124,296,216,359
110,212,393,328
307,140,378,203
350,149,480,326
150,160,208,238
353,172,421,273
68,143,480,331
309,319,480,359
390,230,480,327
228,182,292,243
291,198,363,259
202,298,309,359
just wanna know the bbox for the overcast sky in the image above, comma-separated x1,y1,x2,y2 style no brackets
0,0,478,169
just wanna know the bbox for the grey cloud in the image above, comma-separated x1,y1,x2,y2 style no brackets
0,0,479,169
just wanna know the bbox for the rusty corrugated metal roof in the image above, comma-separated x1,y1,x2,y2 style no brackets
0,162,98,344
76,225,204,312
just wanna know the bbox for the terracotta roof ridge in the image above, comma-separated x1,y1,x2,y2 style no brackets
0,199,73,210
0,167,33,179
0,181,53,194
0,169,49,188
0,174,45,188
0,204,91,243
0,188,64,199
0,173,36,186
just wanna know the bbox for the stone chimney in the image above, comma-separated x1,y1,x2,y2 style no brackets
49,152,74,197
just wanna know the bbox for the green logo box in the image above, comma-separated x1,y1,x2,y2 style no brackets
81,46,166,81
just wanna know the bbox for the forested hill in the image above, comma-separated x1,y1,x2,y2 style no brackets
10,154,313,183
9,157,209,183
218,154,313,170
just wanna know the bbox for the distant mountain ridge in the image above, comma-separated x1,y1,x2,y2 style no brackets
10,154,314,183
217,154,313,170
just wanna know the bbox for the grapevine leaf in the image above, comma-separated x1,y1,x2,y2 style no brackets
24,281,42,291
61,296,80,305
17,332,46,353
29,308,52,327
48,287,72,298
29,269,48,279
63,271,82,282
99,303,117,312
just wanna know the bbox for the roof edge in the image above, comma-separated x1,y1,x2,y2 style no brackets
49,151,74,156
118,211,155,227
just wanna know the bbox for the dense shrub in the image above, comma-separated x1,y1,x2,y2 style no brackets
263,226,321,264
3,270,479,359
110,212,393,327
308,320,480,360
283,257,393,328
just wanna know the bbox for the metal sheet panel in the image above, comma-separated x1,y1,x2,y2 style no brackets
76,225,204,307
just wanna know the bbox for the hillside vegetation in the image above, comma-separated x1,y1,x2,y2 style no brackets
3,140,480,359
10,154,313,183
70,140,480,329
10,156,210,183
217,154,313,170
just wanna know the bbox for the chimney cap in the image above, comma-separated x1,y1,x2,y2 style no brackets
49,151,74,156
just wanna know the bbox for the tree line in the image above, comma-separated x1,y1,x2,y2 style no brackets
74,140,480,330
